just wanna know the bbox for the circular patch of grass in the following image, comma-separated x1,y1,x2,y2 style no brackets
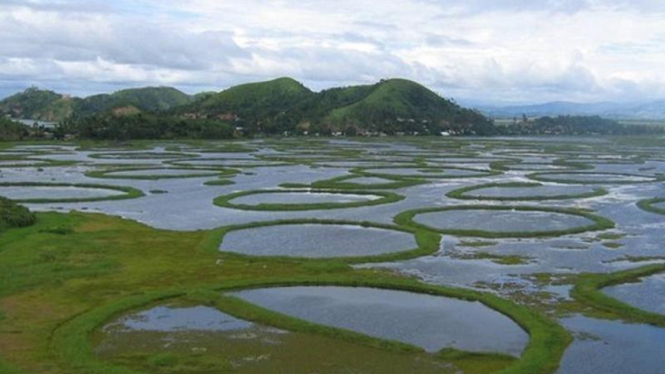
86,167,237,180
354,166,501,179
395,205,615,238
214,189,404,211
0,182,145,203
527,171,663,184
281,174,428,190
88,152,197,160
216,219,440,263
447,182,607,201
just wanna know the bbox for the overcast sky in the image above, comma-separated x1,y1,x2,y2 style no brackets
1,0,664,105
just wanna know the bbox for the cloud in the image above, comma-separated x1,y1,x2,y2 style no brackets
0,0,664,104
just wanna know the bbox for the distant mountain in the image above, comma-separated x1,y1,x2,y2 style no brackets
0,86,193,122
480,100,665,120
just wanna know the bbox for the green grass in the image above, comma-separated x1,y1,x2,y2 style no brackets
571,264,665,327
395,205,615,239
0,182,145,204
446,182,607,201
213,189,404,211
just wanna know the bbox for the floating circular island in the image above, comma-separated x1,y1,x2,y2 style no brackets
86,167,236,180
528,171,661,184
219,220,434,261
214,189,403,211
447,182,607,201
637,197,665,215
0,182,143,203
396,205,614,238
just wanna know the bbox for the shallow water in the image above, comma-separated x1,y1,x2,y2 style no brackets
603,272,665,314
103,305,254,332
104,168,220,177
0,185,125,200
413,209,594,233
230,286,528,355
557,315,665,374
221,224,417,258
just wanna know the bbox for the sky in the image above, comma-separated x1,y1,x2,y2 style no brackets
1,0,664,105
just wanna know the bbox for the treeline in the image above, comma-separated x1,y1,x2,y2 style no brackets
0,117,30,140
56,114,235,140
500,116,664,136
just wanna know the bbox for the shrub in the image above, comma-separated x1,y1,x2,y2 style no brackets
0,197,36,228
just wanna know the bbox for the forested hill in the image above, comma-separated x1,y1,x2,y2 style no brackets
0,86,193,122
175,77,494,135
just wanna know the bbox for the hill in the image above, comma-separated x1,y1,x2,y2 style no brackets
74,86,193,118
320,79,492,134
181,78,493,135
180,77,314,132
0,87,76,122
0,86,193,122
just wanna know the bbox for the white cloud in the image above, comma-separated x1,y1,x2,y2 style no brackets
1,0,664,104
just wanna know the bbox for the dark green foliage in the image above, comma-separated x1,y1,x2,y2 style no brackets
61,113,235,141
0,117,32,140
0,197,36,228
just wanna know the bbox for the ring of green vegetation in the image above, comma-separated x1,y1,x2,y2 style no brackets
85,167,238,180
88,152,198,160
353,166,502,179
447,182,608,201
0,157,77,168
217,218,440,263
395,205,615,238
489,160,592,172
637,197,665,215
0,182,144,203
167,157,292,168
52,276,571,374
527,171,663,184
571,264,665,327
214,189,404,211
280,174,428,190
203,178,236,186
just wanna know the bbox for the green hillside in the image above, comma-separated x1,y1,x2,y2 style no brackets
323,79,492,133
74,87,193,118
0,87,76,122
0,86,193,122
